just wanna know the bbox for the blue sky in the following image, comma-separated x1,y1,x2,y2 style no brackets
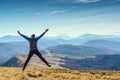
0,0,120,37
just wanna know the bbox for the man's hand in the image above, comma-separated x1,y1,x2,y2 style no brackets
17,31,21,35
45,28,49,32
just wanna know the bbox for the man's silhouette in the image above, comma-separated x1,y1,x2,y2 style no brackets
17,29,51,71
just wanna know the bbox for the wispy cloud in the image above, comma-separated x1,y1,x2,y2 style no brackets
74,0,100,3
50,10,66,14
58,0,101,3
35,9,68,15
48,9,69,15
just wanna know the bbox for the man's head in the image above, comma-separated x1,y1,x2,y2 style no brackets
31,34,35,38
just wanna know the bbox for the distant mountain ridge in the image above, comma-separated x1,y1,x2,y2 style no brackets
0,35,120,64
0,34,119,42
0,34,71,42
44,44,119,55
85,39,120,52
0,34,120,68
0,35,24,42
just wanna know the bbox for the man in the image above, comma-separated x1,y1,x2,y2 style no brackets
17,29,51,71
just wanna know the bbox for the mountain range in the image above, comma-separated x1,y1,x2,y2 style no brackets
85,39,120,52
0,33,119,43
44,44,119,55
61,54,120,70
2,53,120,70
0,34,120,70
1,43,120,70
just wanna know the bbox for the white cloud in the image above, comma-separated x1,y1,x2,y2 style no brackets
35,9,69,16
74,0,100,3
58,0,101,3
48,10,68,15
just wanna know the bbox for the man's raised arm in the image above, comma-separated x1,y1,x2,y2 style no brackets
17,31,30,41
36,28,49,40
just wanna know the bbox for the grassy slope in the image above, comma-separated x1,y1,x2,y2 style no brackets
0,67,120,80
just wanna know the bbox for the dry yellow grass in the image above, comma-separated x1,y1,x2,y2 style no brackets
0,67,120,80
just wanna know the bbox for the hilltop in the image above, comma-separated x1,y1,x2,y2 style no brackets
2,53,120,70
0,67,120,80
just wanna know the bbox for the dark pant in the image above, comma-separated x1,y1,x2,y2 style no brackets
22,50,50,71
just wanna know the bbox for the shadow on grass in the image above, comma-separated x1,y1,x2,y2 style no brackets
27,73,43,78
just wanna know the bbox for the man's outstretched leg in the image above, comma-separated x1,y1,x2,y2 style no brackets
35,50,51,67
22,51,33,71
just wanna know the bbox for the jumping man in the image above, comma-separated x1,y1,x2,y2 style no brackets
17,29,51,71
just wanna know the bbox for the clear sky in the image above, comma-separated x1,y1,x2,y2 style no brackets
0,0,120,37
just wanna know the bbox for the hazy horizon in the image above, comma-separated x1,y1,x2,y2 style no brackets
0,33,120,39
